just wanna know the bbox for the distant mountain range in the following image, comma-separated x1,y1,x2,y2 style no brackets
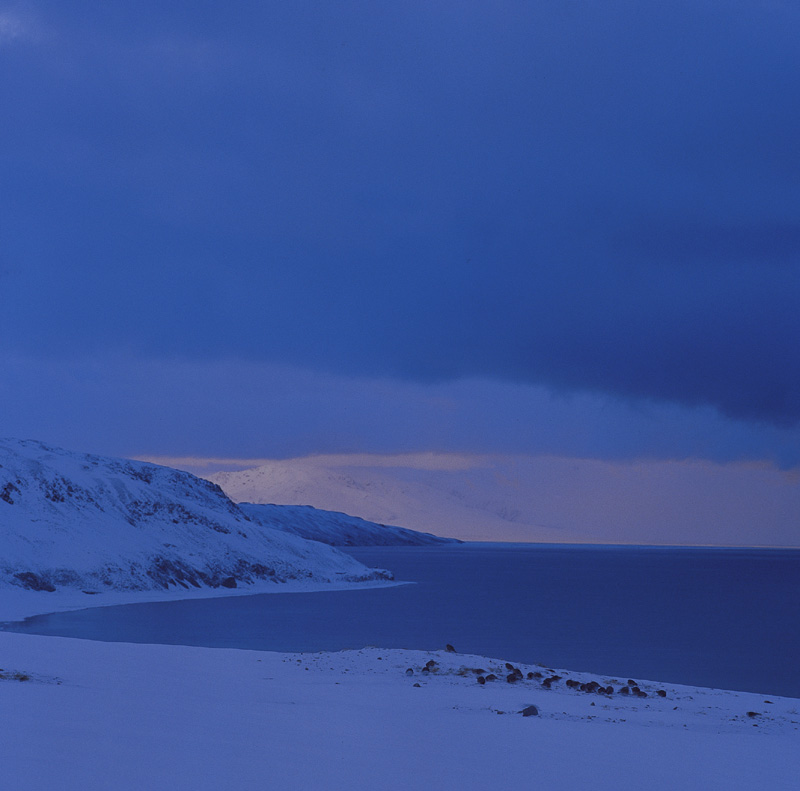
238,502,458,547
208,455,584,543
205,453,800,546
0,440,446,595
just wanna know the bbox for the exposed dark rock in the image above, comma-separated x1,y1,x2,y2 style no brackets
520,705,539,717
445,644,456,653
220,576,237,589
13,572,56,592
1,481,20,504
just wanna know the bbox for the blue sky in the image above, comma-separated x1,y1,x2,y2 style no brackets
2,1,799,469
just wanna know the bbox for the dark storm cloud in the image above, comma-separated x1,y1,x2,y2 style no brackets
2,1,799,424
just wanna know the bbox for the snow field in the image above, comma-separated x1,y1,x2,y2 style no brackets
2,634,798,791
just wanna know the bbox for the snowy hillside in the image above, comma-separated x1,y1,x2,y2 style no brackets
238,502,459,546
0,439,388,594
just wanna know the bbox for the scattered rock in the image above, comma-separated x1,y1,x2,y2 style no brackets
405,668,414,676
507,673,519,684
520,705,539,717
484,674,498,682
445,644,456,653
477,676,486,685
656,689,667,698
413,683,421,688
220,576,237,589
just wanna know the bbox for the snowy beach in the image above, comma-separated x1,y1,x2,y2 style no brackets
2,589,799,791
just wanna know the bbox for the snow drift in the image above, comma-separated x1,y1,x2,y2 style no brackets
0,439,389,594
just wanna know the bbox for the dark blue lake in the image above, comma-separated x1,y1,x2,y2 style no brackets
6,544,800,698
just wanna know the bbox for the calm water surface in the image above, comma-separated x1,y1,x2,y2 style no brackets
6,544,800,698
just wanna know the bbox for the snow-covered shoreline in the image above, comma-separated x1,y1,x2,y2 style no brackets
2,588,798,790
0,576,406,623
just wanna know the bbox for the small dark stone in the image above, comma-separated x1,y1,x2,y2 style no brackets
628,680,637,687
405,668,414,676
656,689,667,698
445,644,456,653
527,672,535,680
531,671,543,679
220,576,237,589
477,676,486,685
507,673,518,683
413,682,421,687
520,705,539,717
421,666,430,674
484,674,498,682
505,662,515,671
425,660,437,669
746,711,760,718
619,686,630,695
541,679,552,689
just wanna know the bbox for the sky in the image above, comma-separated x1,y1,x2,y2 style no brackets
2,2,800,493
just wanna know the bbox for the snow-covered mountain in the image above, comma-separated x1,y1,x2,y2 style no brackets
0,439,388,594
238,502,459,546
